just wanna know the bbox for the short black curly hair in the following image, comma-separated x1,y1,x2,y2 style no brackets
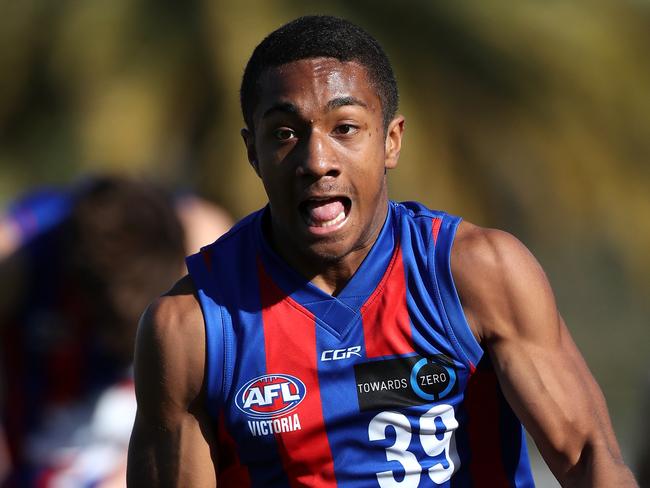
240,15,398,132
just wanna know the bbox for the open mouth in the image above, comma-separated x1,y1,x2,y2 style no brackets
299,197,351,230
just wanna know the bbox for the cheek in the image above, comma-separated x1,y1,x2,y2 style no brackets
353,168,387,204
364,148,390,179
262,173,296,214
257,135,293,164
260,169,283,198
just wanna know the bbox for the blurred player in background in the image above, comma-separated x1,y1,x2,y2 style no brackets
0,176,231,487
175,193,234,257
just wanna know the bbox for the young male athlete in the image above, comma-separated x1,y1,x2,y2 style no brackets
127,16,637,487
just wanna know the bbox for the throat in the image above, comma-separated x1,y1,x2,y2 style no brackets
280,242,366,296
309,267,357,296
279,239,370,297
263,203,389,296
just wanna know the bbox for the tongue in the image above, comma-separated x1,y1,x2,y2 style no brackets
305,199,345,223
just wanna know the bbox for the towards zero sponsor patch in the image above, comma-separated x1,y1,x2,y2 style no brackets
354,354,457,411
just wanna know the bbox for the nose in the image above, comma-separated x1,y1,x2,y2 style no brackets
296,130,340,179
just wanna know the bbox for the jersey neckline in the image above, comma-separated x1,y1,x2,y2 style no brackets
255,202,399,337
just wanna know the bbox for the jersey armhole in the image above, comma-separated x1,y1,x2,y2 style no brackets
429,215,484,370
186,251,229,419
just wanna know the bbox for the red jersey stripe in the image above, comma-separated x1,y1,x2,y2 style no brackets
465,367,511,487
201,248,213,271
432,217,442,245
216,411,252,487
361,246,414,358
258,261,336,488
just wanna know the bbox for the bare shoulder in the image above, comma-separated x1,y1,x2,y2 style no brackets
134,275,206,413
451,220,544,285
129,276,218,486
451,221,558,343
139,275,204,345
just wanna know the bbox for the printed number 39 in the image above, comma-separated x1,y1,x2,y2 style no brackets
368,404,459,487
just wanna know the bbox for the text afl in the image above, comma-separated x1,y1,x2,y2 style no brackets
236,374,307,419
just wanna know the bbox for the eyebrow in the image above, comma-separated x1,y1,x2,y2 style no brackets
260,96,368,120
261,102,299,119
327,96,367,111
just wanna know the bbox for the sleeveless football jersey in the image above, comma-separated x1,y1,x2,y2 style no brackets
186,201,535,487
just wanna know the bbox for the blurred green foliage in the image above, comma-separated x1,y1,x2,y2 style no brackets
1,0,648,474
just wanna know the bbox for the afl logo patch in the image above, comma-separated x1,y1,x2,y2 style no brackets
236,374,306,419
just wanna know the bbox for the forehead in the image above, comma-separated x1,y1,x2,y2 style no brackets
253,58,381,122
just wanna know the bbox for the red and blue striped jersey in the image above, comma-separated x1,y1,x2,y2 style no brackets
186,201,535,487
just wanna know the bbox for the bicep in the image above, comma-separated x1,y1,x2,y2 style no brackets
127,290,217,487
454,226,625,481
488,313,619,476
127,401,216,487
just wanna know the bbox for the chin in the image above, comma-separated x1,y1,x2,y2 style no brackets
301,237,353,264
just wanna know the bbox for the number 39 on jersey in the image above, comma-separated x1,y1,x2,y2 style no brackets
369,404,459,487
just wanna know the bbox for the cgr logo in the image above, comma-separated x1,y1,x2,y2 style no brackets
236,374,306,419
321,345,362,361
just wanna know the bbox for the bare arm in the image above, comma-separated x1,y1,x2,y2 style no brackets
127,276,217,487
452,222,636,487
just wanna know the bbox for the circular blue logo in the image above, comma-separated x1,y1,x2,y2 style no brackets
410,358,456,401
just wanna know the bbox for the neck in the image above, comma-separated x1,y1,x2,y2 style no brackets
265,201,389,296
307,254,368,296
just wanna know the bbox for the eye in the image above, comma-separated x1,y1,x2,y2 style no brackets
333,124,358,136
273,128,296,141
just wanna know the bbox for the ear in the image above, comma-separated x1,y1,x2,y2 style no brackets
384,115,405,170
241,128,260,177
